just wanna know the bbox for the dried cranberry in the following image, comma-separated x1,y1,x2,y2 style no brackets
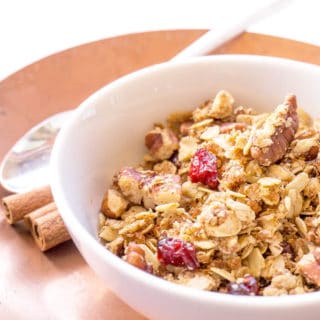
227,276,259,295
189,148,219,189
157,237,199,270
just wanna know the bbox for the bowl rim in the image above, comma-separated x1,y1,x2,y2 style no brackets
51,54,320,309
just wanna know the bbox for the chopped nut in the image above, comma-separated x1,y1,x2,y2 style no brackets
124,243,151,271
145,127,179,160
143,174,181,208
250,95,299,166
209,90,234,119
193,91,234,121
178,136,198,161
99,225,119,242
298,252,320,286
118,167,154,204
106,236,124,256
118,167,181,209
292,138,319,160
101,189,128,218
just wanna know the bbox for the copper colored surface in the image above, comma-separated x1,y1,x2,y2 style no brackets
0,30,320,320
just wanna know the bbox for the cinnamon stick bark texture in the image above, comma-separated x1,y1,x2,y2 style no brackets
24,202,57,230
2,186,53,224
30,209,71,251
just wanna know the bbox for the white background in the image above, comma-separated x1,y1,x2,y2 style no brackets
0,0,319,81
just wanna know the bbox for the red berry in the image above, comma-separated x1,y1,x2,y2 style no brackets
189,148,219,189
227,276,259,295
157,238,199,270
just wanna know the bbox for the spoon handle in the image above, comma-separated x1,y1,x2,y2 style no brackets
171,0,292,61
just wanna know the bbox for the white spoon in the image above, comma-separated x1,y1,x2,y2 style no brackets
0,0,289,193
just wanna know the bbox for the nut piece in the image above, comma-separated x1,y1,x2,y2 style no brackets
118,167,155,204
143,174,182,209
117,167,181,209
178,136,198,161
193,91,234,121
106,236,124,256
145,127,179,160
124,242,151,272
99,225,119,242
101,189,128,218
209,90,234,119
250,95,299,166
298,252,320,286
292,138,319,161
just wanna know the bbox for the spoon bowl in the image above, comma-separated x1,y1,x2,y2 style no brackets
0,111,72,193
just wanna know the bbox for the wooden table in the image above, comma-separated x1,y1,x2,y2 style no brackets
0,30,320,320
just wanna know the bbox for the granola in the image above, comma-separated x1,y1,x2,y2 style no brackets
99,90,320,296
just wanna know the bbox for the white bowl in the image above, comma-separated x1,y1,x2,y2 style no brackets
51,55,320,320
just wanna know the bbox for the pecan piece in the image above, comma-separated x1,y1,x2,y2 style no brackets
124,242,151,272
298,252,320,286
250,95,299,166
292,138,319,161
117,167,181,209
143,174,182,209
145,127,179,160
117,167,155,204
209,90,234,119
101,189,128,218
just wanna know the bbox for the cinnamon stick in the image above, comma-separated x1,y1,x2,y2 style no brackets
30,209,71,251
24,202,57,230
2,186,53,224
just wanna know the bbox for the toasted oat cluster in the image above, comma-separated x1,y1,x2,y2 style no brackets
98,90,320,296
